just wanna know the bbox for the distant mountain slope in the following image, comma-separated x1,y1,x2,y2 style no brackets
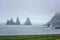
49,13,60,24
47,13,60,28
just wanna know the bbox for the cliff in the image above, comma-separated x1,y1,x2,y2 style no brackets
47,13,60,29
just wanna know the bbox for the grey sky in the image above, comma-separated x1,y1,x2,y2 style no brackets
0,0,59,24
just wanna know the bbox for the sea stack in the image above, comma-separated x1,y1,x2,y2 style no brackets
24,18,32,25
15,17,20,25
6,17,20,25
6,18,15,25
47,12,60,29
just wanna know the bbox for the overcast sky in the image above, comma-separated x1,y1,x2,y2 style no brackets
0,0,59,24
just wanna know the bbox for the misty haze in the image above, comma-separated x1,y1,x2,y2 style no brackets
0,0,60,36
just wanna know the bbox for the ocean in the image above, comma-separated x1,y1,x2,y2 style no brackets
0,25,60,36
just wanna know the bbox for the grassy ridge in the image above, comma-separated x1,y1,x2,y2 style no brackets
0,34,60,40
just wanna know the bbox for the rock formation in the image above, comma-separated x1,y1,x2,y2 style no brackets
47,12,60,29
6,17,20,25
24,18,32,25
15,17,20,25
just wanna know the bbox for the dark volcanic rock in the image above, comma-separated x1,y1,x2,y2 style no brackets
55,27,60,29
24,18,32,25
47,13,60,29
49,13,60,24
6,17,20,25
15,17,20,25
6,18,15,25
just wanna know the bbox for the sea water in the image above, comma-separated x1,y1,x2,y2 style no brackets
0,25,60,36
